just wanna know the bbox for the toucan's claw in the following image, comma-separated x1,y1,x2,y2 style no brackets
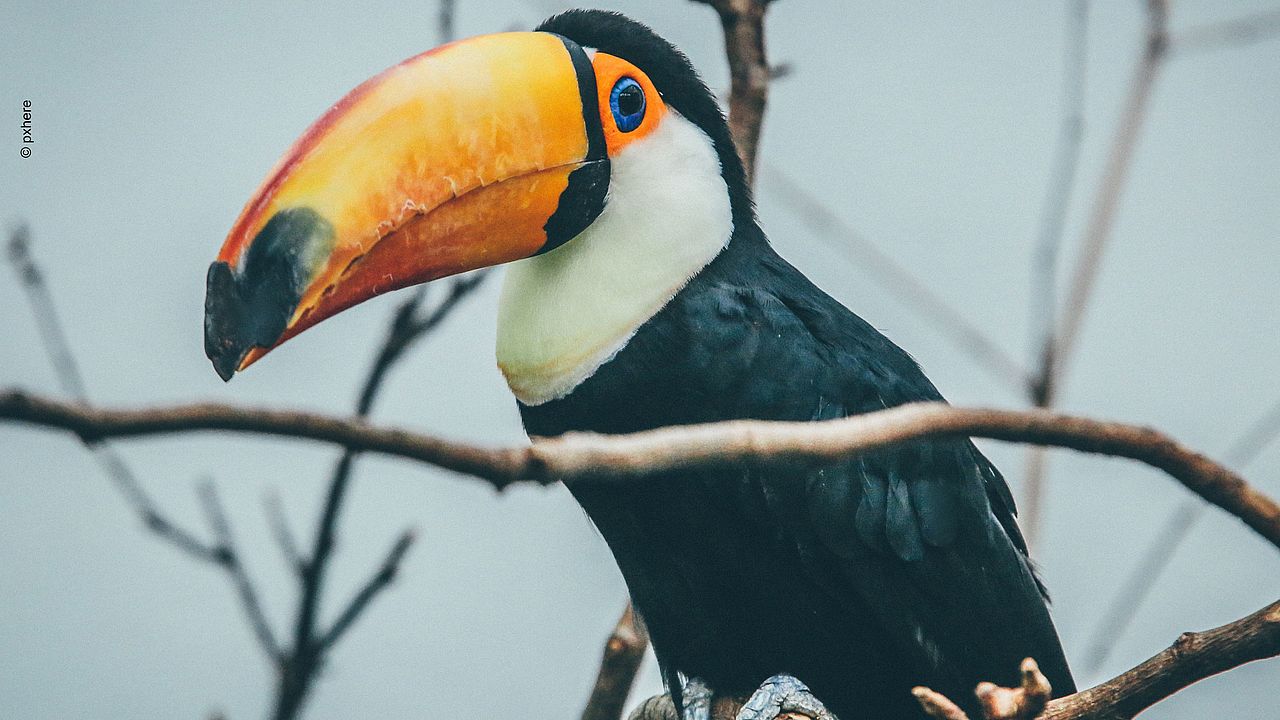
735,675,838,720
680,677,714,720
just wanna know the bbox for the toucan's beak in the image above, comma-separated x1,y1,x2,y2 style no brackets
205,31,606,380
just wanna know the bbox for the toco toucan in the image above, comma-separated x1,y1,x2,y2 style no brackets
204,10,1074,720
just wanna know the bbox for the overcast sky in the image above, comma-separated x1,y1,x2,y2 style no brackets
3,1,1279,718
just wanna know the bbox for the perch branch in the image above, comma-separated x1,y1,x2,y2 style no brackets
4,390,1279,552
913,599,1280,720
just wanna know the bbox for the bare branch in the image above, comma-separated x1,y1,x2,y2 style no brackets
1024,0,1166,548
1052,0,1168,387
1022,5,1090,553
764,167,1033,394
264,491,307,576
1028,0,1089,404
199,482,283,661
1083,394,1280,672
1171,8,1280,55
7,227,258,560
581,603,650,720
692,0,773,180
1044,599,1280,719
5,390,1279,551
438,0,455,46
913,599,1280,720
316,529,416,651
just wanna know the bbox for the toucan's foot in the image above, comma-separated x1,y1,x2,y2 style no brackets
681,677,715,720
735,674,837,720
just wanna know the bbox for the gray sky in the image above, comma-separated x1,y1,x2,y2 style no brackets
2,1,1278,718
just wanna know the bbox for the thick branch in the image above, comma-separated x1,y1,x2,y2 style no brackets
582,604,650,720
5,389,1279,550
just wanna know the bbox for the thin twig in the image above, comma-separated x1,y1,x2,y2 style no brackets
1029,0,1090,400
764,167,1033,394
200,481,284,661
1171,8,1280,56
1021,3,1091,547
316,529,417,651
265,491,307,576
438,0,455,45
273,273,487,720
1022,0,1168,549
5,390,1280,552
7,227,256,576
1083,395,1280,673
1052,0,1168,387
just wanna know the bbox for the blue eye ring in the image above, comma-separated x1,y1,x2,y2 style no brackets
609,77,646,133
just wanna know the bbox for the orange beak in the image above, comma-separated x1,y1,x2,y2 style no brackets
205,31,607,380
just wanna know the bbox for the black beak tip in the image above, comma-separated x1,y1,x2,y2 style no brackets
204,260,251,382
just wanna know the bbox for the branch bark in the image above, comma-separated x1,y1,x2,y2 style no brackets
910,599,1280,720
694,0,772,181
4,390,1279,551
582,604,650,720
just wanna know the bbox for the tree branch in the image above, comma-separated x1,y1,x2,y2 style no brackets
912,599,1280,720
1052,0,1168,388
1082,394,1280,672
635,599,1280,720
582,604,650,720
264,490,307,577
199,481,284,661
1171,8,1280,56
316,529,417,652
693,0,773,180
764,166,1034,394
5,390,1278,551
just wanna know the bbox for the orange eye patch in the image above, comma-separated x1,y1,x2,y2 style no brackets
591,52,666,155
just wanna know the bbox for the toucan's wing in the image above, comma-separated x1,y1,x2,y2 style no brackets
684,248,1074,702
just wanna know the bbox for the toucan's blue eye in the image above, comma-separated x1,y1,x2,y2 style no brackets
609,77,646,133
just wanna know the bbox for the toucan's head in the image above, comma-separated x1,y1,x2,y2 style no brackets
206,10,753,392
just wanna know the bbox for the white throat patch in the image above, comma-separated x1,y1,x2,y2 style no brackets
496,110,733,405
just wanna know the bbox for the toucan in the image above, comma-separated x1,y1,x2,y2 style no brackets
204,10,1074,720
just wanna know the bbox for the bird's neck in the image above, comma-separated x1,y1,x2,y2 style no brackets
496,110,734,406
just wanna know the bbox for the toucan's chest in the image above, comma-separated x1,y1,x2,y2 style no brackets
515,241,823,438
